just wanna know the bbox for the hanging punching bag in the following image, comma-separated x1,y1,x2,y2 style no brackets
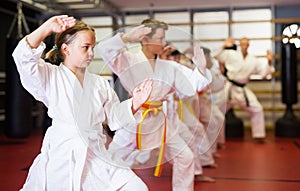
275,42,300,137
5,36,33,138
281,43,297,105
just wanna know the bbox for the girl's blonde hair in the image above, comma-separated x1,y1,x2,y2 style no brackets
45,20,95,64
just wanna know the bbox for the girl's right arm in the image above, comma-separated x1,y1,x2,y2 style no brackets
11,15,75,106
26,15,76,49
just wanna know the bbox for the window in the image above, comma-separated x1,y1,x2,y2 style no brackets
155,12,191,52
231,9,272,70
194,11,229,50
81,16,113,42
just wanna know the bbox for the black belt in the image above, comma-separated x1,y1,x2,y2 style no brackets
227,79,250,107
228,79,246,88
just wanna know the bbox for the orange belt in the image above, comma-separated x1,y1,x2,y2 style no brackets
137,101,166,177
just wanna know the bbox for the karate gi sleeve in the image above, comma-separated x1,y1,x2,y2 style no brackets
95,33,131,76
254,57,275,79
12,37,51,106
102,80,137,131
190,67,212,92
177,64,212,95
212,48,232,64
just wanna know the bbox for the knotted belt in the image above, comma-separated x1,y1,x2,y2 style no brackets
227,79,250,107
137,101,166,177
224,65,250,107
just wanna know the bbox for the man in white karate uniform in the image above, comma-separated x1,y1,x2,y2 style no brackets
212,37,274,140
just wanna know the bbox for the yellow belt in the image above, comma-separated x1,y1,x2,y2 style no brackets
137,101,166,177
175,99,196,120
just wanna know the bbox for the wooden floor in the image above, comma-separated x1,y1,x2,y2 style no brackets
1,128,300,191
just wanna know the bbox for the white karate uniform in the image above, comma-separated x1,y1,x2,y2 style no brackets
174,64,216,166
177,94,216,166
214,48,274,138
198,89,225,154
97,33,211,191
209,59,227,145
176,115,204,175
13,38,148,191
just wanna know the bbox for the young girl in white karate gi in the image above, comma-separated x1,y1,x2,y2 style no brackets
12,15,152,191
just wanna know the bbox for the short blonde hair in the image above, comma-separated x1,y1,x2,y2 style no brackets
141,19,168,38
239,37,250,45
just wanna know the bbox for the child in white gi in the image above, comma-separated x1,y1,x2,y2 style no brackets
12,15,153,191
97,19,211,191
165,48,218,172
